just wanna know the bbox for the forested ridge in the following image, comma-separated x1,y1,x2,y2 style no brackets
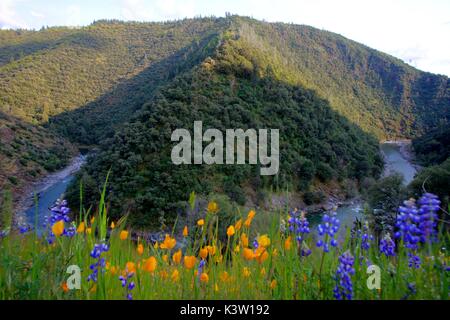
0,16,449,224
68,24,385,227
410,126,450,208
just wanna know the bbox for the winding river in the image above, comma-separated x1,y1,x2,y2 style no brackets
21,155,86,228
19,142,418,231
308,141,418,229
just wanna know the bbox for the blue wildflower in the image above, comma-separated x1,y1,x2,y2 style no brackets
316,211,340,252
119,270,135,300
198,259,206,280
333,251,355,300
288,209,310,243
379,234,396,257
395,198,422,268
417,193,440,243
87,242,109,283
19,224,33,234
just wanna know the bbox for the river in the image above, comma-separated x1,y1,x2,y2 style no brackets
307,141,418,230
18,142,418,231
18,155,86,229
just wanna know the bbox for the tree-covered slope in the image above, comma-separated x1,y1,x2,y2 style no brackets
70,29,383,228
231,17,450,139
0,18,227,194
0,18,228,142
1,16,449,218
412,126,450,166
0,111,75,196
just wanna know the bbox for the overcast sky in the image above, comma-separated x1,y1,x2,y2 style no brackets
1,0,449,76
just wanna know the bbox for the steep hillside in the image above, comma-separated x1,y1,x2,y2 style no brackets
0,111,75,196
69,29,383,227
1,16,449,222
0,18,228,142
0,18,227,193
412,125,450,166
231,17,450,139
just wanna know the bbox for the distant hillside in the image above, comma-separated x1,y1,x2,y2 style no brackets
0,111,75,196
412,126,450,166
0,18,227,194
69,25,383,227
0,19,227,143
230,18,449,139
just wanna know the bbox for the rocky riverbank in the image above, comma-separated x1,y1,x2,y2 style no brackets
14,154,86,223
381,140,421,180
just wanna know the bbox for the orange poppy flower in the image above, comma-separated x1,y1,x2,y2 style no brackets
184,256,196,269
172,249,182,264
52,220,64,237
199,247,208,259
160,234,176,250
137,244,144,256
142,257,157,273
227,225,235,237
120,230,128,241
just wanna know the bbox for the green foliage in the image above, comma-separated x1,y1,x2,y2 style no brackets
413,125,450,166
367,174,406,212
231,17,450,139
1,16,449,226
70,29,383,227
0,111,75,192
0,19,228,143
0,189,449,300
0,188,13,230
303,191,326,205
409,158,450,210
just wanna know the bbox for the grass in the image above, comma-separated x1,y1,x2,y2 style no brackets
0,185,449,300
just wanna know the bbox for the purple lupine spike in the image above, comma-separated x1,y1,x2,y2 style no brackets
333,251,355,300
316,210,340,252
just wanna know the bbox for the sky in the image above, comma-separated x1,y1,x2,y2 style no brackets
1,0,450,76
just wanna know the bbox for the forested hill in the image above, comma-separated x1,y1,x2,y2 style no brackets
70,23,386,227
1,16,449,218
412,126,450,166
0,18,228,195
1,17,449,143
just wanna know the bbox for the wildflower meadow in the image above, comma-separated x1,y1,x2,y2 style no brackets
0,183,449,300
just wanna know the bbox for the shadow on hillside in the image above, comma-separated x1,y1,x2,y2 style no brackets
61,55,385,226
47,32,220,145
0,32,109,67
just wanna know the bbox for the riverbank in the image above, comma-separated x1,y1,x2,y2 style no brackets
380,140,420,184
14,154,86,224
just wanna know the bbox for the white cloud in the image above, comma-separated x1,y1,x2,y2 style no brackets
0,0,28,29
30,10,45,18
120,0,196,21
66,4,82,26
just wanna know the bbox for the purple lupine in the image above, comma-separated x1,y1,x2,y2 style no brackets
379,234,396,257
44,199,74,242
198,259,206,280
119,267,135,300
395,199,421,250
407,252,421,269
87,243,109,283
300,242,312,257
48,199,71,224
333,251,355,300
288,210,310,243
316,211,340,252
417,193,440,243
394,198,421,268
360,223,374,251
19,224,33,234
